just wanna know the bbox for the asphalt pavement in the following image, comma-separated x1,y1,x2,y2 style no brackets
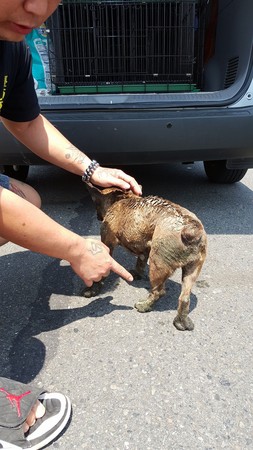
0,162,252,449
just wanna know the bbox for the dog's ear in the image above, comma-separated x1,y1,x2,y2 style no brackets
85,182,104,203
85,182,135,210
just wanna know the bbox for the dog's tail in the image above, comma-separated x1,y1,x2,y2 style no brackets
181,219,205,246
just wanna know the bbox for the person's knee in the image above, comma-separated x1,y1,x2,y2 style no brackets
0,179,41,246
26,185,42,209
9,179,42,209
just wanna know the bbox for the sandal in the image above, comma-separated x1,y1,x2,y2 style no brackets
0,377,71,449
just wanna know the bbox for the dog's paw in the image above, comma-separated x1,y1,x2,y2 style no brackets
173,314,194,331
134,300,152,313
81,281,104,298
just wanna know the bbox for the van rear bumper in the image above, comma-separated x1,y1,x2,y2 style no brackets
1,106,253,166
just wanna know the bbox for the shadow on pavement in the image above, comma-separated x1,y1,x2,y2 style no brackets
0,248,196,383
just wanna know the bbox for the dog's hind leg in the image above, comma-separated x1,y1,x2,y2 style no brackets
173,258,205,331
134,230,179,313
134,259,173,313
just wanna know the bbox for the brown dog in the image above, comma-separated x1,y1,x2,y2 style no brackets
84,184,207,331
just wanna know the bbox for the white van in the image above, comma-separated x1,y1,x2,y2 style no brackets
1,0,253,183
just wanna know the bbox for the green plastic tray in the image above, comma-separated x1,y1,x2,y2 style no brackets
57,83,199,95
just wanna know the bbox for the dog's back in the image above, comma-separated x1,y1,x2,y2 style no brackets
86,184,207,331
101,194,206,261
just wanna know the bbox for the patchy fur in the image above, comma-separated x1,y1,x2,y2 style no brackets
84,184,207,331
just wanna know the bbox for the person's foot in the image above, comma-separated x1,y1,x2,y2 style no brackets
23,399,46,433
0,377,71,449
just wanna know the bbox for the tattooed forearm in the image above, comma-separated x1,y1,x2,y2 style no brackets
64,145,88,165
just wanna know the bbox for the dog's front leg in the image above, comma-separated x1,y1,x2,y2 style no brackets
82,280,105,298
131,250,150,280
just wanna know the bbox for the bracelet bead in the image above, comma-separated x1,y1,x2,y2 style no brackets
82,160,100,183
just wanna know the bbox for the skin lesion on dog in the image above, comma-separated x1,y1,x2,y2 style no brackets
84,183,207,331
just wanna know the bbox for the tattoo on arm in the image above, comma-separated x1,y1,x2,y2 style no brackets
65,145,87,165
10,183,26,199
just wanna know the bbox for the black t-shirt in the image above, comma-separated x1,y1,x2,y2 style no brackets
0,40,40,122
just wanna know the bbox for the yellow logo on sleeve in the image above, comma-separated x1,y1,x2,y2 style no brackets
0,75,8,112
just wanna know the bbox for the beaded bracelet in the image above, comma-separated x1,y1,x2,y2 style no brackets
82,160,100,183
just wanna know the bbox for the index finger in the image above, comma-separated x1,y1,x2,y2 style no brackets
110,258,134,282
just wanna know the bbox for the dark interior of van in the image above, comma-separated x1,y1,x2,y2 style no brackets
46,0,253,102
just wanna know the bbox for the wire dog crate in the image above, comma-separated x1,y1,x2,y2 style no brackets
47,0,207,94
